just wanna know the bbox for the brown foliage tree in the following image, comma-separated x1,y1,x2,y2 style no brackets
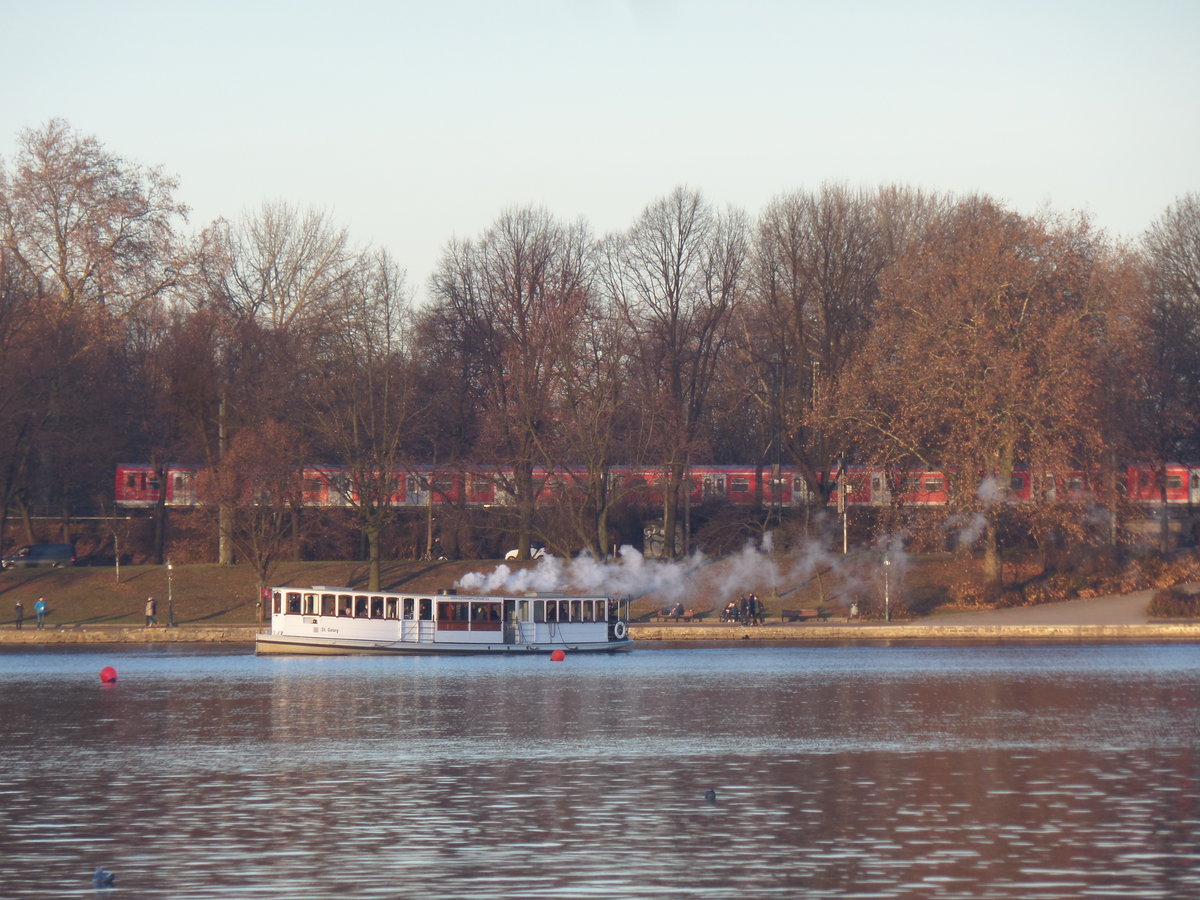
837,197,1122,583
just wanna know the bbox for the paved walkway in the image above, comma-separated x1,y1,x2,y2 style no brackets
926,590,1156,627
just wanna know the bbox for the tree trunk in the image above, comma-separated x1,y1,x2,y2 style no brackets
365,523,382,591
983,515,1001,589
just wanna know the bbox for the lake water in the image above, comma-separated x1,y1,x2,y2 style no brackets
2,643,1199,899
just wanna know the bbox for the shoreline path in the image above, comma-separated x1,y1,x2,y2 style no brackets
925,590,1156,627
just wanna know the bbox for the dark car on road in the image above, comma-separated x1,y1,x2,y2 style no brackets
1,544,76,569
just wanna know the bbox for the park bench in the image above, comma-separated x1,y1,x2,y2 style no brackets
780,607,830,622
654,607,711,622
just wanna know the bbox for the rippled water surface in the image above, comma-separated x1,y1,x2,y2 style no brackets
2,644,1200,898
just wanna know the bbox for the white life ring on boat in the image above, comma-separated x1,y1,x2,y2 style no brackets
613,620,627,640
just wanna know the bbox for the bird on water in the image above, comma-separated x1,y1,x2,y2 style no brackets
92,867,116,889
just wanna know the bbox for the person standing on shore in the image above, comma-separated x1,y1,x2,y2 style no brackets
145,596,157,627
14,601,23,629
34,597,47,629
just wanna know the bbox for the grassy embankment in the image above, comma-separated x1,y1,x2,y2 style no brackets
0,553,977,627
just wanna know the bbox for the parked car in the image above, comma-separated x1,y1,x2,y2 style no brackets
1,544,76,570
504,545,546,560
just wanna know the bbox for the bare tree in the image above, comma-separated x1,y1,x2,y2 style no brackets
4,118,185,317
1133,194,1200,548
0,119,186,537
193,204,359,562
601,187,747,557
196,420,312,620
428,207,593,560
305,248,419,589
737,184,940,520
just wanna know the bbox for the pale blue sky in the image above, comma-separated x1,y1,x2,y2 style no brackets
3,0,1197,301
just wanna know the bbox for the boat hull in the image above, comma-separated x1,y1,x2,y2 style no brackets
256,632,635,656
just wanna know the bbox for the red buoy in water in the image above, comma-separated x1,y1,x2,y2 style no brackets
100,666,117,684
550,649,566,662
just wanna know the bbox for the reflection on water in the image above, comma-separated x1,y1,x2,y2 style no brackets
2,645,1200,898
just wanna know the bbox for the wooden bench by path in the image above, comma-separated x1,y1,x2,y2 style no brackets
780,607,830,622
654,608,712,622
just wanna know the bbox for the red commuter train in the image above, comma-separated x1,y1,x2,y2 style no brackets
115,461,1200,511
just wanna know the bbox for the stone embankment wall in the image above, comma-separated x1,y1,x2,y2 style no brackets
0,625,260,644
631,622,1200,642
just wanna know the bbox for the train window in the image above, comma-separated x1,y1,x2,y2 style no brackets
1167,474,1183,490
903,477,922,492
320,594,336,616
1067,477,1085,491
1010,475,1024,491
924,476,944,492
471,477,490,495
126,473,137,489
730,476,750,492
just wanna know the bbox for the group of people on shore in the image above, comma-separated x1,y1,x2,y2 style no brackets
721,593,763,625
12,598,48,629
12,596,163,629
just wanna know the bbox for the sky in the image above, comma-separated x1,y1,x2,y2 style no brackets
3,0,1197,303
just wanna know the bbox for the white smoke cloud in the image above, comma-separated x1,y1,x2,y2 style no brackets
453,532,905,613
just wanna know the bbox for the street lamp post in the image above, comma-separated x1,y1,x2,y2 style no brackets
883,555,891,622
167,560,176,627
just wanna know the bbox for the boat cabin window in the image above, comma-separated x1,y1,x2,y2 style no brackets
438,601,467,623
284,592,300,614
419,598,432,620
403,597,415,619
517,600,530,621
385,597,399,619
321,594,336,616
301,593,317,615
473,603,500,623
273,591,282,614
339,594,353,616
371,596,384,619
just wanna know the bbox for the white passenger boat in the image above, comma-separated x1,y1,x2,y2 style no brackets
257,586,634,655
